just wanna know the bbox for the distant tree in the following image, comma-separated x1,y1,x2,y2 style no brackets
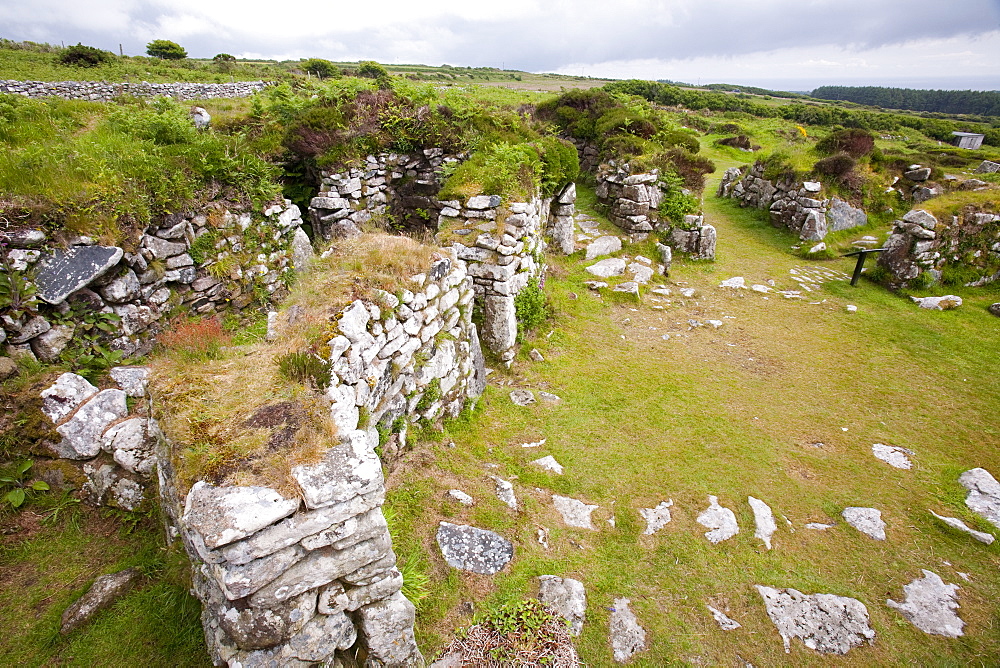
146,39,187,60
59,43,113,67
213,53,236,72
357,60,388,79
301,58,340,79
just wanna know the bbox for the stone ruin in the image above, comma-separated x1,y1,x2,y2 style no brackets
717,163,867,243
0,79,267,101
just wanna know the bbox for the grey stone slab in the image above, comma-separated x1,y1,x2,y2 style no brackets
929,510,994,544
436,522,513,575
52,389,128,459
553,494,598,530
842,507,886,540
756,585,875,654
40,372,98,424
538,575,586,636
749,496,777,549
872,443,914,469
60,568,140,634
639,500,673,535
609,597,646,663
697,495,739,543
35,245,123,304
291,429,383,510
959,468,1000,529
887,570,964,637
183,482,300,549
707,605,741,631
287,609,357,661
357,591,423,666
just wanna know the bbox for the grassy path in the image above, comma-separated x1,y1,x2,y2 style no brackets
394,159,1000,665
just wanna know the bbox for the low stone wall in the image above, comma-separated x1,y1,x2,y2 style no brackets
1,202,311,360
310,149,577,363
879,207,1000,288
0,79,267,101
596,164,716,260
153,252,483,667
717,163,868,242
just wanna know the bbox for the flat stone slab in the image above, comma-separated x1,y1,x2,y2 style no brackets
720,276,746,289
291,430,383,510
872,443,913,469
887,570,964,637
585,235,622,261
53,389,128,459
749,496,777,549
109,366,149,398
552,494,598,530
35,245,123,304
60,567,140,634
639,500,673,535
756,585,876,654
707,605,741,630
447,489,474,507
697,495,739,543
586,258,626,278
929,510,994,544
959,468,1000,529
40,372,99,424
436,522,513,575
842,507,886,540
531,455,564,475
510,389,536,406
183,482,301,549
537,575,587,636
609,598,646,663
911,295,962,310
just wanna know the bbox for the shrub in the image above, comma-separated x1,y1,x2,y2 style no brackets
276,350,331,389
760,152,797,181
658,172,700,223
146,39,187,60
815,127,876,157
513,278,549,341
301,58,340,79
213,53,236,71
357,61,389,79
813,152,856,179
58,43,112,67
534,136,579,197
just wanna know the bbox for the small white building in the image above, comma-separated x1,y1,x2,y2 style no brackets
952,131,985,150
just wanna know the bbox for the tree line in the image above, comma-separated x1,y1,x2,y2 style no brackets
811,86,1000,117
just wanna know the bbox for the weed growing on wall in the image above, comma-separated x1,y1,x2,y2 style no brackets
513,278,550,342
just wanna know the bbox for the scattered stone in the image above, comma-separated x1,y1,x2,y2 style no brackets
520,438,546,448
436,522,514,575
612,281,640,296
609,598,646,663
60,568,140,634
537,526,550,548
531,456,564,475
538,391,562,403
911,295,962,310
40,372,99,424
552,494,598,530
707,319,723,329
958,468,1000,529
808,242,827,254
30,324,74,361
929,510,994,544
842,507,886,540
490,475,517,510
585,236,623,260
586,258,627,278
510,389,536,406
748,497,777,550
639,500,673,535
988,303,1000,317
679,287,697,298
0,356,17,380
447,490,474,507
697,495,739,543
35,245,124,305
751,284,772,293
805,522,835,530
529,349,544,362
846,304,858,313
537,575,587,636
627,262,654,284
707,605,741,631
872,443,914,469
720,277,746,289
585,280,608,290
887,570,964,637
756,585,876,654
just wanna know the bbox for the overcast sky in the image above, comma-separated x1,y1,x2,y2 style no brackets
2,0,999,91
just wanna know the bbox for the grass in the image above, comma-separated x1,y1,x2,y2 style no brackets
385,168,1000,665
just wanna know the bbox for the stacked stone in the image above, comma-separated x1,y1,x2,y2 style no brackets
668,215,717,261
0,79,267,101
161,445,421,666
546,183,577,255
595,164,663,233
37,368,155,511
879,208,1000,289
309,149,461,239
1,203,310,361
323,250,486,461
449,196,547,363
564,137,601,172
718,163,868,242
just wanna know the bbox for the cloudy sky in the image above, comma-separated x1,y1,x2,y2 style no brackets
2,0,999,91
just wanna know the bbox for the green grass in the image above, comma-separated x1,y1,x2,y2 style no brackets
389,173,1000,665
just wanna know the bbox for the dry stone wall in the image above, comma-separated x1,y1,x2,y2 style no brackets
878,207,1000,289
0,79,267,101
154,253,484,667
596,163,716,260
1,202,311,360
718,163,868,242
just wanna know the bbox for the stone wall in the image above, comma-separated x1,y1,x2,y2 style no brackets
596,163,716,260
154,252,484,667
0,79,267,101
309,150,577,363
717,163,868,242
878,207,1000,289
1,202,311,361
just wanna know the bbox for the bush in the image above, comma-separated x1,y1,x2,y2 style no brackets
815,127,876,157
534,136,579,197
213,53,236,71
146,39,187,60
658,172,700,223
58,43,112,67
513,278,550,341
813,152,856,178
276,350,331,389
301,58,340,79
357,61,389,79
